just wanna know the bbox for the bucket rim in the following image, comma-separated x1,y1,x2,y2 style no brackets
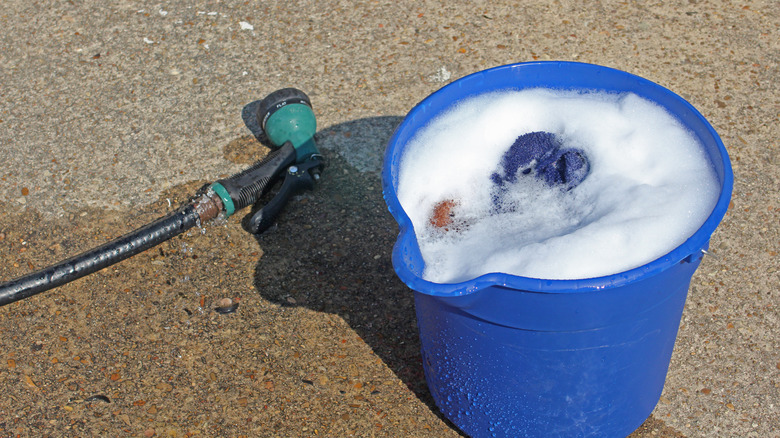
382,61,734,296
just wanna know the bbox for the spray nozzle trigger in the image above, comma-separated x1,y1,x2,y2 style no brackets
242,154,325,235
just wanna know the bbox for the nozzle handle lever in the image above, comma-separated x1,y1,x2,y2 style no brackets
242,154,324,235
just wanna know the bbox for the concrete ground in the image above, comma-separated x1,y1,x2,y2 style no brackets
0,0,777,436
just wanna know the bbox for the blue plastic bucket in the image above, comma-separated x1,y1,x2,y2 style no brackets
382,62,733,438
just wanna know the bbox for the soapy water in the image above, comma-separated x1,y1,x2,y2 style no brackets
397,88,720,282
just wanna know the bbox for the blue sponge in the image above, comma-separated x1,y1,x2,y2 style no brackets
490,131,589,208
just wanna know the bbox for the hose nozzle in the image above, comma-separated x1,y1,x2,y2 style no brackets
209,88,324,234
257,88,318,162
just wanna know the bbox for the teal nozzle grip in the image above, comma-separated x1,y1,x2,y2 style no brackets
209,182,235,217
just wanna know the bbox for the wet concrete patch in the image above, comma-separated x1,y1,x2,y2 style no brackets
0,135,688,436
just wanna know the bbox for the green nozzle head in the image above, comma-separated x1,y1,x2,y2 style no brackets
257,88,318,162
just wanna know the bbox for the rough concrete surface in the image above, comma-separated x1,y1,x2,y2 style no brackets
0,0,777,437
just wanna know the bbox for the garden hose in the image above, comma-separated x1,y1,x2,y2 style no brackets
0,88,324,307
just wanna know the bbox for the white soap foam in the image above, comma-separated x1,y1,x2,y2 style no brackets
397,88,720,282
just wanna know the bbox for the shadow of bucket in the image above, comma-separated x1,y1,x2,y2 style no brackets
381,62,733,438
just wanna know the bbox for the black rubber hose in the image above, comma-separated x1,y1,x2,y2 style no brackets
0,204,201,306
